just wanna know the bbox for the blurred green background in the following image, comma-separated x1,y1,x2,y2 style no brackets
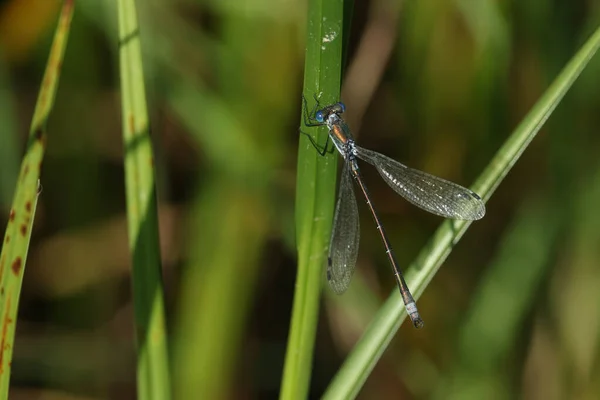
1,0,600,399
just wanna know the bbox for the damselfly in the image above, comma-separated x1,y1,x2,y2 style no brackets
303,99,485,328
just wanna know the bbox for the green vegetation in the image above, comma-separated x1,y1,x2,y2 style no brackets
0,0,599,399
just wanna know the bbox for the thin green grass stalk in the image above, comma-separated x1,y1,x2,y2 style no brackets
323,24,600,400
168,78,270,399
0,0,75,397
117,1,171,398
169,10,292,394
173,183,269,399
281,0,345,398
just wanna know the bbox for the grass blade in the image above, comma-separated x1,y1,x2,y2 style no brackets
280,0,346,398
117,1,171,398
0,0,74,397
323,24,600,400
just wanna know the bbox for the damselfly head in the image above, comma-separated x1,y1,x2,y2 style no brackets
315,102,346,123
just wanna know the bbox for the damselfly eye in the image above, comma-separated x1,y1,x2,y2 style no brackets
335,102,346,113
315,111,325,122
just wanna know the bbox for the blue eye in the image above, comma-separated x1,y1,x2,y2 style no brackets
315,111,324,122
332,102,345,114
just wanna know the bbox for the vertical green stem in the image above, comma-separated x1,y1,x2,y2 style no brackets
281,0,346,398
117,1,171,398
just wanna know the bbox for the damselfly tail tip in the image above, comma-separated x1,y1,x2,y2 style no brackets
411,316,424,329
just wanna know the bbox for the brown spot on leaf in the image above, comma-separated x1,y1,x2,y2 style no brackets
43,74,51,90
34,127,45,144
4,236,9,244
129,114,135,135
23,165,29,178
63,0,74,15
8,209,15,222
0,295,12,374
11,258,22,276
19,224,27,237
25,202,31,213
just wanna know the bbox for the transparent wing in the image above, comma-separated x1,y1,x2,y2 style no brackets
355,147,485,220
327,161,360,294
